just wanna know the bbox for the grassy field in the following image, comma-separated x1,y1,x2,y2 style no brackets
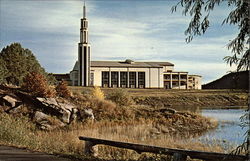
69,86,248,107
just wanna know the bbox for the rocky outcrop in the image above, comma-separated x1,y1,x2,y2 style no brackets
0,85,95,130
33,111,65,130
36,97,76,124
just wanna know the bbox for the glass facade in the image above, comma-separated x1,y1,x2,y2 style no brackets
129,72,136,88
111,72,118,87
138,72,145,88
120,72,127,88
102,72,109,87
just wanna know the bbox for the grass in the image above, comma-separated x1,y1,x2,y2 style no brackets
0,112,229,161
68,86,248,108
0,87,245,160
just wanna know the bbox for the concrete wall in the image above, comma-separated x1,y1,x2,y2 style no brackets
188,75,202,89
91,67,164,88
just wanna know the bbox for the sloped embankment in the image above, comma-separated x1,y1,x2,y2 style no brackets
132,90,248,107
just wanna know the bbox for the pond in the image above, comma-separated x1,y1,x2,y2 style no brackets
198,108,248,147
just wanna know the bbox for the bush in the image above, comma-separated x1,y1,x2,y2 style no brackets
107,89,133,107
92,86,105,100
22,72,56,98
55,81,71,98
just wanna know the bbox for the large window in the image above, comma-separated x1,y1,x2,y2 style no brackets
111,72,118,87
138,72,145,88
129,72,136,88
90,73,94,86
120,72,127,88
102,72,109,87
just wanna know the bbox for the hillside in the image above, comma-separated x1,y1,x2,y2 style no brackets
202,71,249,90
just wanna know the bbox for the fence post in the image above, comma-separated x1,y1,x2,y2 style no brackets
84,141,98,157
173,153,187,161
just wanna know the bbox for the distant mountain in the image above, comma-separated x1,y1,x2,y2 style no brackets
202,71,249,90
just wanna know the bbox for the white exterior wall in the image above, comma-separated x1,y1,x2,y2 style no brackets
163,66,174,72
90,67,164,88
149,68,163,88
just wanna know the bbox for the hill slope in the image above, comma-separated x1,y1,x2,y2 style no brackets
202,71,249,90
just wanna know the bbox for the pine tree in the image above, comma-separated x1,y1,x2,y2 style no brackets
0,43,56,85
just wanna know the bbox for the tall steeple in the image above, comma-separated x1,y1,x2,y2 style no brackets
83,1,86,18
78,2,91,86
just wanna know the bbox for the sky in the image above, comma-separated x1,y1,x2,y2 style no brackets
0,0,238,84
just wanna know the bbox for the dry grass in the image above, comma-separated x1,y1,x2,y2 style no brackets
0,88,242,160
0,112,229,161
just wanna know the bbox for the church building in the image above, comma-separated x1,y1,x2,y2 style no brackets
69,4,202,89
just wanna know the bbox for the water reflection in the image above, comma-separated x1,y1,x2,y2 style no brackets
200,108,247,145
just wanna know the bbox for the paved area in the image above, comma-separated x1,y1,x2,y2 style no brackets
0,145,72,161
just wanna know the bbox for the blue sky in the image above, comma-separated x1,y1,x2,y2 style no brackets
0,0,238,83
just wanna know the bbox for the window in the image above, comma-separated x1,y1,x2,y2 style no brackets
111,72,118,87
138,72,145,88
129,72,136,88
90,73,94,86
102,72,109,87
120,72,127,88
164,74,170,79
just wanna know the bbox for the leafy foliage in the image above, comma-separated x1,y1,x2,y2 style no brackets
0,43,56,85
55,81,71,98
22,72,56,98
172,0,249,71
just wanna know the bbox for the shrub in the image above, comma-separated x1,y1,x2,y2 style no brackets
92,86,105,100
107,88,133,107
55,81,71,98
22,72,56,98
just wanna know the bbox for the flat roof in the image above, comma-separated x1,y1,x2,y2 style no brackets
91,61,174,68
72,60,174,70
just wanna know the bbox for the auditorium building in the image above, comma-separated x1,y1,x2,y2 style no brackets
67,4,202,89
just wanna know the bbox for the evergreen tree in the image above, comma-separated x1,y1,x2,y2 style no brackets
0,43,56,85
0,59,7,84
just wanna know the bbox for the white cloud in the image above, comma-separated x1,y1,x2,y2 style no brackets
0,0,238,83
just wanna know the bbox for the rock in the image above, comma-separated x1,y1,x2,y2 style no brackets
1,95,21,108
70,108,78,123
149,128,161,135
33,111,65,130
159,107,177,114
79,108,94,121
36,97,76,124
160,126,169,133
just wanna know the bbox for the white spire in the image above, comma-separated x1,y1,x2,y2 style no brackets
83,1,86,18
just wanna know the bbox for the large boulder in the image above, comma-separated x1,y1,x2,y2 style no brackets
33,111,65,130
36,97,77,124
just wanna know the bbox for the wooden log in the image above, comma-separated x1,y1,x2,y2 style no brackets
84,141,98,157
173,153,187,161
79,136,248,161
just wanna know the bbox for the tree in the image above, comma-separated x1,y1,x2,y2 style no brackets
55,81,71,98
0,59,7,84
22,72,56,98
0,43,56,85
171,0,249,71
